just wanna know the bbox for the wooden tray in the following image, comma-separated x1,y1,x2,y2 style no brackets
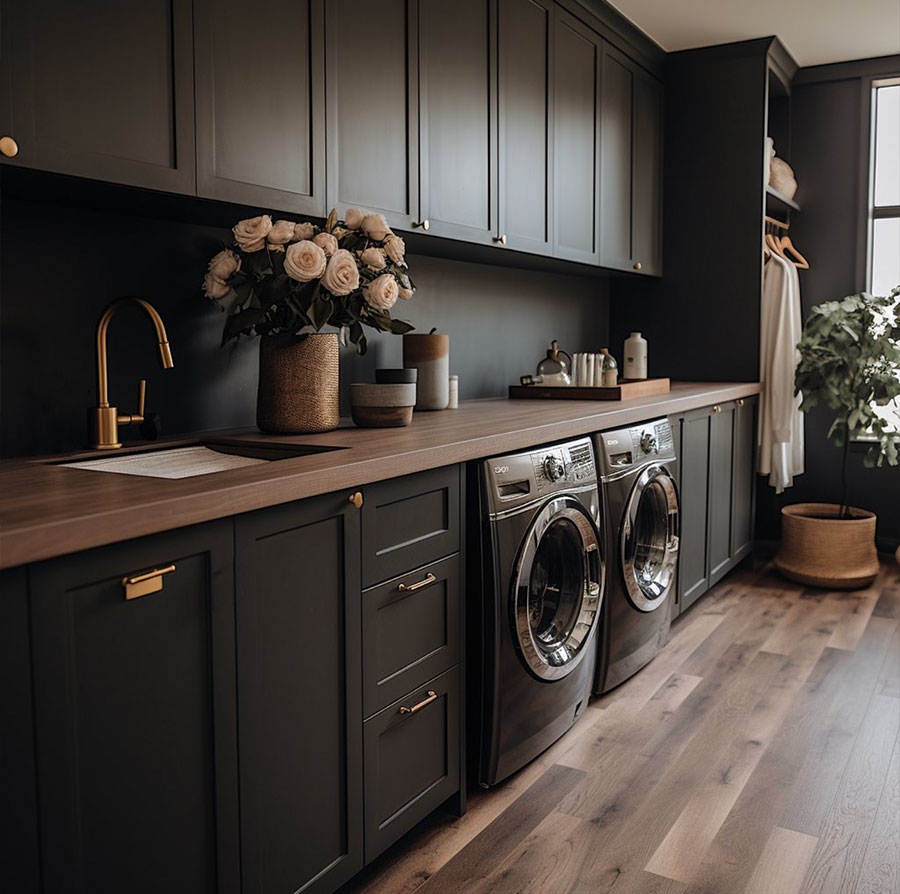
509,377,670,401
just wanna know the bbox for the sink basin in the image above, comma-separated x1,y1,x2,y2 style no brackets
59,439,343,479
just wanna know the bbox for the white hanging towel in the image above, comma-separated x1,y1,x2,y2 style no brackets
759,251,805,492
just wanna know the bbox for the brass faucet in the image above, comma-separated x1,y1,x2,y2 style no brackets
89,297,174,449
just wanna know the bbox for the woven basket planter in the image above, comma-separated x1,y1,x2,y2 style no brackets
256,332,339,434
774,502,879,590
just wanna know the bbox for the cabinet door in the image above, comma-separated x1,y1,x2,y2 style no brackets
194,0,325,215
28,522,239,894
552,9,601,265
325,0,418,231
632,70,663,276
235,492,363,894
708,402,736,586
0,0,194,194
677,408,711,612
599,41,634,271
497,0,553,255
418,0,496,244
730,396,757,565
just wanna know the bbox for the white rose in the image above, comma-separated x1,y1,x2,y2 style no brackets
344,207,367,230
384,234,406,265
313,231,339,256
321,249,360,296
292,221,315,241
359,247,386,270
361,213,390,241
233,215,272,251
208,248,241,281
202,272,231,300
364,274,399,311
284,240,327,282
398,285,414,301
268,219,296,245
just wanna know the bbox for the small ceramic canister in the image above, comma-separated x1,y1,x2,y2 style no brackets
403,331,449,410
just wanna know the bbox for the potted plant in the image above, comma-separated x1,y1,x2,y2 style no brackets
774,285,900,588
202,207,415,433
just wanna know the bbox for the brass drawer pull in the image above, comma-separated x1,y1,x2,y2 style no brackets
399,690,438,715
122,564,176,600
348,491,364,509
0,136,19,158
398,572,436,593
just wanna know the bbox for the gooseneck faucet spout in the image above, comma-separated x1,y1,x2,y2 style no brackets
90,297,175,449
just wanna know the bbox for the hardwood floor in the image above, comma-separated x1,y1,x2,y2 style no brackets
344,559,900,894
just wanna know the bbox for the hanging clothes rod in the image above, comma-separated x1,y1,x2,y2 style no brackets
765,215,790,230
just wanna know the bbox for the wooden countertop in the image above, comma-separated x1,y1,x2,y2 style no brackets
0,382,760,569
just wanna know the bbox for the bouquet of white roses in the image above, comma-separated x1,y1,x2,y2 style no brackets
202,207,415,354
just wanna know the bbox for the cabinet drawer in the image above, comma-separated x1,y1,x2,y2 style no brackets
363,555,460,717
363,667,460,863
362,466,460,588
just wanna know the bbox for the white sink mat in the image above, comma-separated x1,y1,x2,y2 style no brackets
64,445,269,479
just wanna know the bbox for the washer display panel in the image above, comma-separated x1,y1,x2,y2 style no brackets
513,497,603,680
621,467,679,611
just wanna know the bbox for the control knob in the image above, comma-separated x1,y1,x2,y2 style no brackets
640,432,657,454
542,454,566,482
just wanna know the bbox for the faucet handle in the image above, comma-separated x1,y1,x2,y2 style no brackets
137,379,146,419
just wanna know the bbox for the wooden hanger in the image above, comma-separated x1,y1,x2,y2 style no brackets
777,234,810,269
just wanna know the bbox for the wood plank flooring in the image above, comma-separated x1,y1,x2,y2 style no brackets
343,559,900,894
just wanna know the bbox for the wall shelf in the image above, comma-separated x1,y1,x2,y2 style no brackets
766,184,800,214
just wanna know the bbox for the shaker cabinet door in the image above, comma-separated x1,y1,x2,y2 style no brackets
194,0,326,215
632,70,663,276
418,0,496,245
0,0,195,193
497,0,554,255
325,0,418,231
708,402,736,586
28,522,239,894
730,396,757,566
677,407,711,612
235,492,363,894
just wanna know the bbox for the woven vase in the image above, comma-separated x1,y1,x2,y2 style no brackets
256,333,339,434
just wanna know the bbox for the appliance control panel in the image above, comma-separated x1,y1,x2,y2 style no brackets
485,437,597,511
601,418,676,469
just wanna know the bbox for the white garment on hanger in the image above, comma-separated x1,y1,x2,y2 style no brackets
759,251,805,493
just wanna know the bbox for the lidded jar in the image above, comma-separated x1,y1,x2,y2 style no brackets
600,348,618,386
536,340,572,386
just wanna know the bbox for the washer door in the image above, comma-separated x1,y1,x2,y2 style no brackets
512,496,604,681
620,467,679,611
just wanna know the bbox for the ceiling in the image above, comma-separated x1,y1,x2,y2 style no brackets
606,0,900,67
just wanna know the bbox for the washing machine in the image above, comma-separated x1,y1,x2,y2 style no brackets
594,419,680,694
470,437,605,787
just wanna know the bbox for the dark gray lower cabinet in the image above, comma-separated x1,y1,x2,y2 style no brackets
235,492,363,894
364,667,460,863
27,521,240,894
674,397,758,613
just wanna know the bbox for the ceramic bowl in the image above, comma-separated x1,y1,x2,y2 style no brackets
375,368,417,385
350,383,416,428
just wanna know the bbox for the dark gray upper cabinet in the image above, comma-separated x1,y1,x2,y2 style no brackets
552,9,601,264
599,42,663,275
27,521,240,894
497,0,554,255
325,0,418,230
0,0,195,194
418,0,497,244
194,0,326,215
235,492,363,894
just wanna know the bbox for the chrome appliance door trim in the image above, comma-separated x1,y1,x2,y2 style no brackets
620,466,679,612
511,496,604,681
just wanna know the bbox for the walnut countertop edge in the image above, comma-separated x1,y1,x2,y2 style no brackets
0,382,761,570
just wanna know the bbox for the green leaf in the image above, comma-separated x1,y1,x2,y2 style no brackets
389,318,415,335
221,307,265,346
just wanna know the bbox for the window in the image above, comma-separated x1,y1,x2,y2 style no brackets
866,78,900,435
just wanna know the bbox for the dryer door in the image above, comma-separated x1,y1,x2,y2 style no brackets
512,496,604,681
620,466,680,612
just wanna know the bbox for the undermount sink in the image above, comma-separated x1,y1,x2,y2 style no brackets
58,440,343,479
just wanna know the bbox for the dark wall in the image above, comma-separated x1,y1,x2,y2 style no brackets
755,60,900,550
0,181,609,458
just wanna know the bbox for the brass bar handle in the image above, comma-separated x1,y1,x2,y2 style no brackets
398,572,436,593
399,690,438,715
122,564,176,600
348,491,364,509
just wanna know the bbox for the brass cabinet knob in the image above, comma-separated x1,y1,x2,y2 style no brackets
633,261,642,271
348,491,364,509
412,219,430,231
712,405,721,414
493,234,508,245
737,398,745,407
0,136,19,158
